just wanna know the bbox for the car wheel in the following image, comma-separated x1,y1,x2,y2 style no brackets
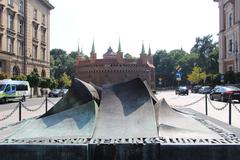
220,95,226,102
1,98,6,104
210,95,213,100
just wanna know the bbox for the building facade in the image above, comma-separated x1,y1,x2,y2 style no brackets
75,42,156,89
0,0,54,78
214,0,240,73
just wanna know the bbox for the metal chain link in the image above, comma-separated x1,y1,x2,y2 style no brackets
232,102,240,113
173,96,205,107
0,104,19,121
21,99,45,112
47,99,56,105
207,96,228,111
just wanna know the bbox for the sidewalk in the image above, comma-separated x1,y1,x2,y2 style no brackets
0,100,56,128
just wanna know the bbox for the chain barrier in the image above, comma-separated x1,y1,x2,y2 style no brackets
0,104,19,121
207,96,229,111
21,99,46,112
173,96,205,108
232,102,240,113
47,99,56,105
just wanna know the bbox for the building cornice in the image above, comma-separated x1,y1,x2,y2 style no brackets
40,0,54,10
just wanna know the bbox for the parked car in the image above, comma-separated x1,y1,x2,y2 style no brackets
191,85,202,93
48,89,63,97
210,86,240,102
198,86,213,94
61,89,69,95
175,86,189,95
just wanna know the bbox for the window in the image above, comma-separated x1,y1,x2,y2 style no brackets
8,0,13,6
16,85,28,91
0,6,3,25
18,40,24,56
33,9,37,20
32,45,37,59
42,14,45,25
19,0,24,14
5,84,10,92
229,13,233,28
11,85,16,91
18,18,24,34
0,35,2,50
41,28,46,42
41,47,45,61
7,37,14,53
229,39,233,52
32,24,38,39
7,13,14,30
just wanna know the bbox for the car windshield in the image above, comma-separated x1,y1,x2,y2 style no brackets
0,84,5,91
225,86,240,91
53,89,61,92
179,86,187,89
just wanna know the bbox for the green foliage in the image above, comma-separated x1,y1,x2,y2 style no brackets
39,77,51,88
50,48,89,80
187,66,207,84
50,78,58,89
12,75,27,81
124,53,133,59
224,71,235,84
0,73,8,80
58,73,71,88
190,35,218,73
27,71,40,87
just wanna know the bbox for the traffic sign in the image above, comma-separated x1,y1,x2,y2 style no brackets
176,72,182,81
220,74,224,83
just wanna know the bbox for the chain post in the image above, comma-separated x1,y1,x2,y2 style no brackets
205,94,208,115
19,100,22,122
45,96,48,113
229,95,232,125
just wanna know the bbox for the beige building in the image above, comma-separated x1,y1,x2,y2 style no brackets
214,0,240,73
76,42,156,89
0,0,54,78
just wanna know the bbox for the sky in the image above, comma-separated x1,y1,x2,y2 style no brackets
49,0,219,58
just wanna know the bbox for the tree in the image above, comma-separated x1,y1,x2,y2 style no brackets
58,73,71,88
50,48,67,79
0,73,8,80
27,71,40,96
187,66,207,85
50,78,58,89
153,50,175,87
190,35,218,73
124,53,133,59
12,75,27,81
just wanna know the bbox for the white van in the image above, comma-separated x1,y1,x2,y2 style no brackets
0,79,30,103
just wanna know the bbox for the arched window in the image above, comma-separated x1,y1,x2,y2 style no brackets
12,65,20,77
33,68,38,73
41,69,46,77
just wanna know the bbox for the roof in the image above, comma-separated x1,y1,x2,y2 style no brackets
40,0,54,10
103,47,117,59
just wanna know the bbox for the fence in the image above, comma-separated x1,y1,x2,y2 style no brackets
173,94,240,126
0,96,56,122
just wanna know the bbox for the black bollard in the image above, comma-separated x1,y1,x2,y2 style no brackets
229,95,232,125
19,100,22,122
45,96,48,113
205,94,208,116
